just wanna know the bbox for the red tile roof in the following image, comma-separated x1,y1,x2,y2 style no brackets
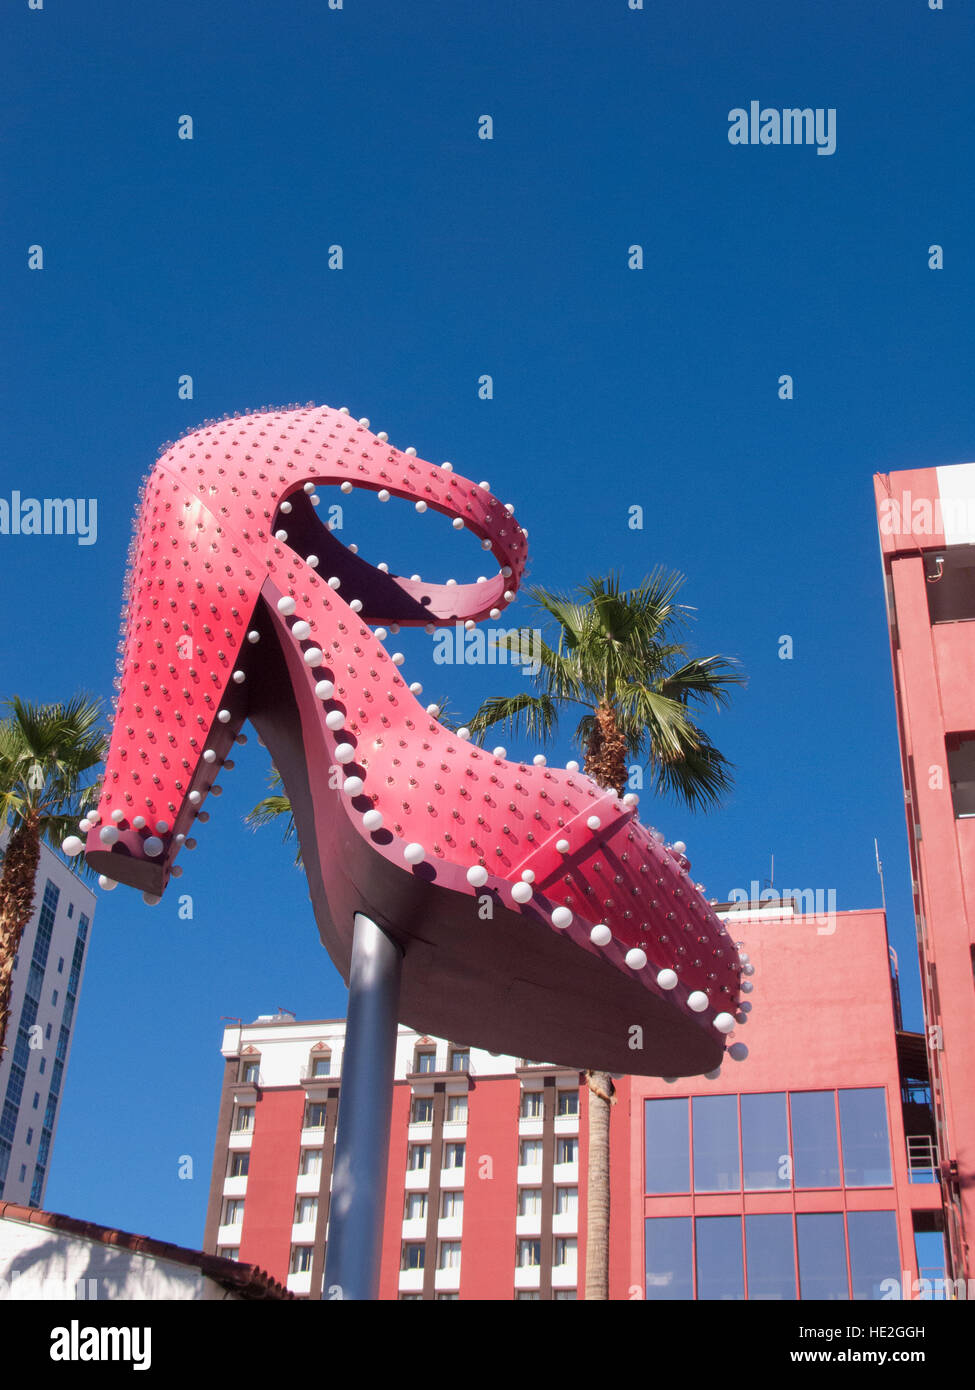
0,1201,294,1299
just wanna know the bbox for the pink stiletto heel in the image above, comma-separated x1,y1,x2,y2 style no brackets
81,404,742,1076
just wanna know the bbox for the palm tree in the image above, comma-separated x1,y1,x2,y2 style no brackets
0,696,106,1059
466,571,742,1300
246,766,302,867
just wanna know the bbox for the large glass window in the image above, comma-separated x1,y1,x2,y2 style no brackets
790,1092,840,1188
848,1212,900,1300
446,1096,468,1123
645,1217,692,1300
299,1149,322,1177
796,1213,848,1299
411,1097,434,1124
745,1214,796,1299
407,1144,430,1171
557,1090,579,1117
693,1095,739,1192
521,1091,543,1119
695,1216,744,1300
645,1098,689,1194
555,1186,577,1215
838,1089,892,1187
741,1093,790,1190
556,1137,578,1165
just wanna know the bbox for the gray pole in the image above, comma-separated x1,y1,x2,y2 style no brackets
323,912,403,1301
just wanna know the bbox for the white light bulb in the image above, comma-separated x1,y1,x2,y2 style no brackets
511,882,533,903
292,620,312,640
656,969,678,990
325,710,345,731
590,924,612,946
99,825,119,846
304,647,324,665
687,991,709,1013
343,776,364,796
61,836,84,857
363,809,383,831
551,907,573,929
466,865,489,888
98,875,118,891
334,743,355,764
143,836,164,857
277,596,296,616
404,843,425,864
625,948,648,970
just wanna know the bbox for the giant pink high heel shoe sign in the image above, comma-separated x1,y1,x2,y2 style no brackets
74,403,743,1077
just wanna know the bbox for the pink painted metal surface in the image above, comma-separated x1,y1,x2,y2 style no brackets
82,404,742,1075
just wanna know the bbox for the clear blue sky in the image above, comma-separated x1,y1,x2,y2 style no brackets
3,0,973,1249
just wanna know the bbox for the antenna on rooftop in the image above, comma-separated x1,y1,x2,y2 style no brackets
875,838,887,912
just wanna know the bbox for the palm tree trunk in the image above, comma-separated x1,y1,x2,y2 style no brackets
585,700,628,795
583,700,626,1298
0,818,40,1060
585,1069,614,1298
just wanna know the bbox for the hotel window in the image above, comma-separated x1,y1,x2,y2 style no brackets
644,1097,690,1194
838,1089,892,1187
645,1217,693,1301
555,1186,577,1216
521,1091,543,1119
411,1097,434,1124
439,1241,462,1270
299,1148,322,1177
304,1102,327,1129
224,1199,245,1225
554,1290,577,1300
556,1137,578,1165
402,1243,425,1270
947,735,975,817
741,1093,790,1190
449,1049,470,1073
57,958,64,975
229,1153,249,1178
414,1048,436,1074
232,1106,255,1133
692,1095,739,1192
554,1237,577,1267
241,1060,260,1084
695,1216,744,1300
515,1291,541,1300
408,1143,431,1171
290,1246,314,1274
745,1214,796,1300
796,1213,847,1299
519,1188,542,1217
925,546,975,625
295,1196,318,1225
847,1211,901,1300
441,1191,463,1219
557,1090,579,1117
221,1248,240,1262
443,1142,465,1170
520,1139,543,1166
310,1053,331,1078
518,1239,542,1268
400,1293,423,1300
437,1292,459,1300
405,1193,427,1221
446,1095,468,1123
790,1092,841,1188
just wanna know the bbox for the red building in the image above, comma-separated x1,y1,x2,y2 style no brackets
203,899,946,1298
875,461,975,1283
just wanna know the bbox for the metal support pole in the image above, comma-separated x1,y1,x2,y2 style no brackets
323,912,403,1301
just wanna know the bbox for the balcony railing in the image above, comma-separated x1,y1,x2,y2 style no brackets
906,1134,938,1183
